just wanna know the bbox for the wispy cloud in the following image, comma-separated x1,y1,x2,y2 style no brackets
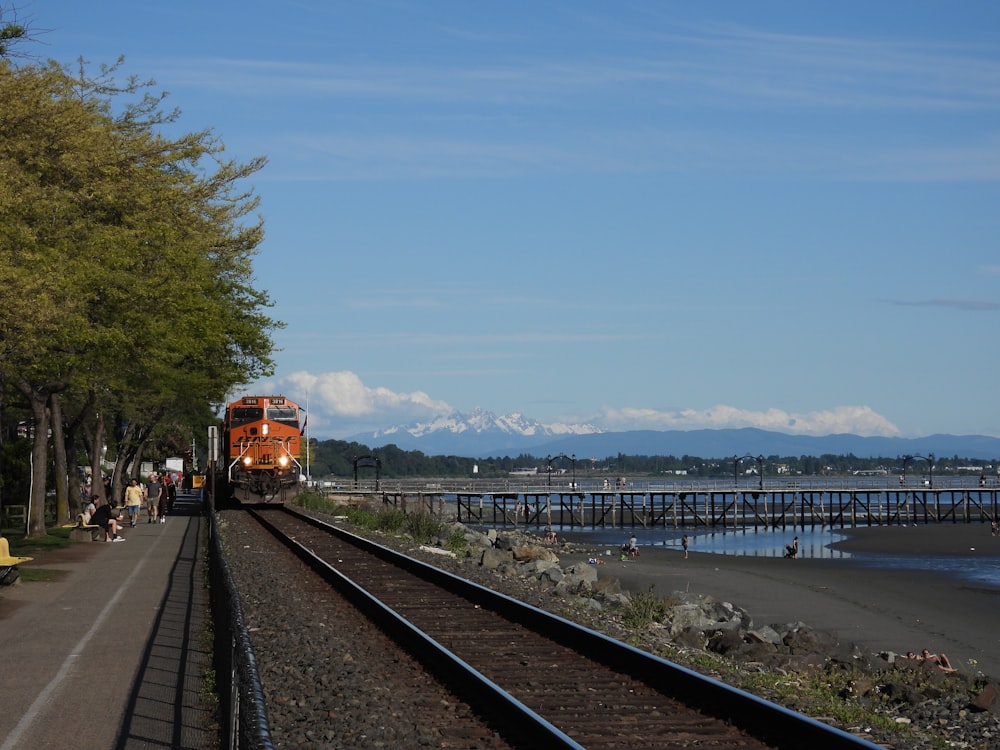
890,298,1000,311
156,17,1000,184
594,404,901,437
165,25,1000,113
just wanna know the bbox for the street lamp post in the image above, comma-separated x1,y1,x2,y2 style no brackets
547,454,577,490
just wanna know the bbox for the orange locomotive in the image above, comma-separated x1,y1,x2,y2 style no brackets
222,395,304,503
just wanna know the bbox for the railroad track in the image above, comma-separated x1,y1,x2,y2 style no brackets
246,506,883,750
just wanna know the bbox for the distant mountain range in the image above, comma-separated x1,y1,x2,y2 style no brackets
350,408,1000,460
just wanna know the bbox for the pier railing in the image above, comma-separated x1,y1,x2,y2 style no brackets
319,474,996,496
317,477,999,530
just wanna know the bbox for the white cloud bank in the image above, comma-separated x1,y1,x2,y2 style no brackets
260,370,901,439
263,370,453,437
593,404,901,438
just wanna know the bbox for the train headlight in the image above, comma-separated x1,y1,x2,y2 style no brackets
278,456,289,467
242,456,253,466
262,423,270,436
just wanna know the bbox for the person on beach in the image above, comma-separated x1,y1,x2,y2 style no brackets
627,534,639,558
681,534,689,559
784,536,799,558
921,649,957,672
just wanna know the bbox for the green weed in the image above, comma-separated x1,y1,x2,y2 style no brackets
621,586,670,629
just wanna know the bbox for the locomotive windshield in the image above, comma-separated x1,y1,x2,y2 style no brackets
230,407,263,425
267,406,298,423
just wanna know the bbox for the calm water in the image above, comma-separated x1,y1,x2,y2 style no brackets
552,525,1000,588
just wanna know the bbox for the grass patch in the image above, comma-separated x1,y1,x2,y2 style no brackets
295,491,343,515
17,568,63,583
443,528,467,553
4,525,73,556
403,512,442,544
621,586,670,629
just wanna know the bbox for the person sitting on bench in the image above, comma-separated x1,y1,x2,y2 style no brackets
90,497,124,542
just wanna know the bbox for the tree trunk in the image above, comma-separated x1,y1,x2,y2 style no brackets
50,393,71,524
89,411,108,503
19,384,51,538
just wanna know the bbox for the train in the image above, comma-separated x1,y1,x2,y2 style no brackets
219,395,304,503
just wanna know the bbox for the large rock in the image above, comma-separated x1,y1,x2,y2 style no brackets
782,626,841,655
590,576,621,595
563,564,599,584
480,548,513,570
971,682,1000,714
537,567,564,584
512,545,559,563
518,559,560,576
747,626,783,646
664,593,752,639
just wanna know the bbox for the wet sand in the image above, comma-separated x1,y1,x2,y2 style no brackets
559,523,1000,679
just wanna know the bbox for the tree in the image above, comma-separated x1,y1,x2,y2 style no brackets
0,4,30,59
0,59,279,536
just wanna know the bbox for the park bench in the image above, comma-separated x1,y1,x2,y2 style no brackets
0,536,33,585
63,507,123,542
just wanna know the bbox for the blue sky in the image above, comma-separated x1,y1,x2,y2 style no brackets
29,1,1000,439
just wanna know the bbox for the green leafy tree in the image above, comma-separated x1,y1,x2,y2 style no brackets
0,59,279,536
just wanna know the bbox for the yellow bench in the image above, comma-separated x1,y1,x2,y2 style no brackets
0,537,32,586
0,537,31,566
62,509,120,542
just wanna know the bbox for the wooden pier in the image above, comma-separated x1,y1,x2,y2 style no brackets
451,487,999,530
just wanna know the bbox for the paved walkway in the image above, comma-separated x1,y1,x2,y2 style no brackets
0,493,216,750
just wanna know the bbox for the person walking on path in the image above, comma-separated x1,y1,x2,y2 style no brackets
124,478,144,527
146,473,163,524
157,474,172,523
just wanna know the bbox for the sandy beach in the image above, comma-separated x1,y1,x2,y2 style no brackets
559,523,1000,679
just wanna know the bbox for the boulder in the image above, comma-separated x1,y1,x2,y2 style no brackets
563,564,599,584
674,626,708,650
518,559,560,576
590,576,621,596
554,573,593,595
480,548,513,570
970,682,1000,714
782,626,840,655
511,545,559,563
747,626,782,647
537,567,564,585
707,629,745,656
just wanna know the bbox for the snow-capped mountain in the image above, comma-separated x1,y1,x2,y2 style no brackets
356,407,602,455
351,410,1000,461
